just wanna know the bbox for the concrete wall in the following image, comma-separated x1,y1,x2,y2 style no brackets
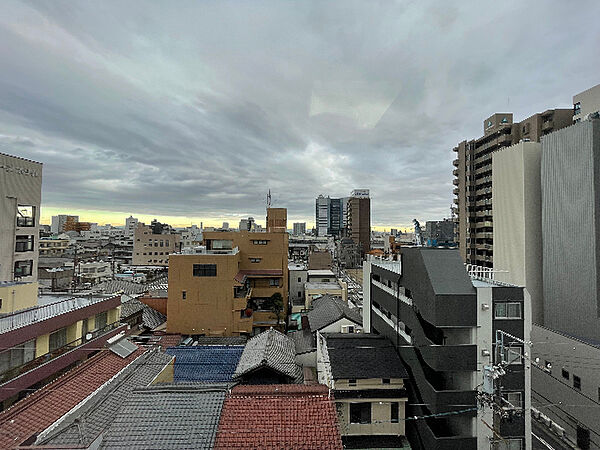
319,318,362,334
0,282,38,313
493,142,543,324
542,120,600,340
574,83,600,121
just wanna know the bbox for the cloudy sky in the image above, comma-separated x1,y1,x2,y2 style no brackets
1,1,599,229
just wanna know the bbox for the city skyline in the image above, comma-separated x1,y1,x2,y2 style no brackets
2,1,599,228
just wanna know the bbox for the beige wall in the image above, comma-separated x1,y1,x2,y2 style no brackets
493,142,543,323
0,153,42,283
133,223,181,266
0,281,38,313
574,83,600,121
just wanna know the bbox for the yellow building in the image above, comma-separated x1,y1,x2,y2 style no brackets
0,281,38,314
168,210,289,336
39,238,70,256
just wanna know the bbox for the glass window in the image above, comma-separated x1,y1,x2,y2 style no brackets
391,402,399,423
574,102,581,115
16,205,35,227
493,439,523,450
250,258,261,263
574,375,581,390
15,235,34,252
14,260,33,277
382,378,390,384
562,368,569,380
348,379,357,386
49,328,67,352
502,392,523,409
182,290,187,300
193,264,217,277
269,278,279,286
95,311,108,330
349,402,371,424
503,346,523,365
212,240,233,249
494,302,522,319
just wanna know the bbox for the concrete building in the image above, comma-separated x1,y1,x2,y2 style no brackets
180,225,202,249
222,222,229,230
424,219,455,247
573,83,600,123
63,216,92,233
167,218,289,337
315,195,344,237
238,217,256,232
292,222,306,236
347,189,371,258
133,222,181,266
76,261,112,285
363,249,531,449
51,215,78,234
304,271,348,311
492,141,544,324
453,109,572,267
288,262,307,312
542,118,600,340
38,237,70,257
125,215,138,237
0,153,42,284
317,333,408,448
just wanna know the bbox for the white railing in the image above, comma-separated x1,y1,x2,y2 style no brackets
372,280,413,307
373,307,412,344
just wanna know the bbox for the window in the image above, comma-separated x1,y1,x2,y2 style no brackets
95,311,108,330
252,240,268,245
493,438,523,450
382,378,390,384
0,299,2,310
49,328,67,352
391,402,399,423
269,278,279,286
16,205,35,227
502,392,523,409
297,277,301,282
193,264,217,277
494,302,522,319
298,291,302,298
160,240,164,247
249,258,261,263
574,102,581,116
212,240,233,249
182,290,187,300
562,368,570,380
598,387,600,402
502,346,523,365
0,340,36,373
349,402,371,424
15,235,34,252
574,375,581,390
14,260,33,278
348,379,357,386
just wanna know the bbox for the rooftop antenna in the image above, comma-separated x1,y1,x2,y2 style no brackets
266,189,272,208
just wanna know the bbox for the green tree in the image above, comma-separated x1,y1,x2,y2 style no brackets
268,292,284,328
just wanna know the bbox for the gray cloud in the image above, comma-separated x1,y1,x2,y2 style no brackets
1,0,599,227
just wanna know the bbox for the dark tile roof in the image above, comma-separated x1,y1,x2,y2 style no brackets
38,349,173,447
234,329,302,383
307,296,362,331
291,328,315,354
99,384,229,449
192,336,248,346
323,334,408,380
215,384,342,449
166,346,244,383
120,297,145,317
95,279,148,295
141,304,166,329
0,347,145,449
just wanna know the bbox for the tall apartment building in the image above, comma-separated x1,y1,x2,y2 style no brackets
453,109,572,267
292,222,306,236
167,208,289,336
315,195,343,237
51,215,78,234
573,82,600,123
363,249,531,450
0,153,43,283
125,216,138,237
347,189,371,257
542,118,600,341
133,223,181,266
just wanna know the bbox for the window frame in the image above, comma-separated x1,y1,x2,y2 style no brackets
574,375,581,390
16,205,35,227
494,302,522,319
349,402,371,424
390,401,399,423
15,235,34,252
193,264,217,277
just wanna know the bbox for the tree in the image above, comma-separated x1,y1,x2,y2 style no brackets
268,292,284,328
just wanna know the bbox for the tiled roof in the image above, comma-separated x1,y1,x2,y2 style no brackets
291,328,315,354
141,304,166,329
192,336,248,346
37,350,173,447
234,329,302,383
166,346,244,383
99,384,228,449
215,384,342,449
120,297,145,317
0,347,144,449
324,334,409,380
307,295,362,331
94,279,148,295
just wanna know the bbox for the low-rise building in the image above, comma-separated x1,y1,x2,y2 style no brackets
317,333,409,449
38,237,70,257
77,261,112,285
288,262,307,312
133,222,181,267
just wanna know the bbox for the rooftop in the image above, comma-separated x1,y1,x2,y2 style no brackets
166,346,244,383
308,295,362,331
305,281,342,290
214,384,342,450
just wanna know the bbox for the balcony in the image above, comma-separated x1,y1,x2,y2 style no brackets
452,159,459,167
452,178,459,186
453,188,459,195
0,321,126,403
542,120,553,131
452,169,459,177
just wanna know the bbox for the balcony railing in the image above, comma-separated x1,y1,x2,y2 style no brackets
0,321,121,384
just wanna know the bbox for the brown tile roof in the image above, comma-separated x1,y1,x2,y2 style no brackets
215,384,342,449
0,347,144,449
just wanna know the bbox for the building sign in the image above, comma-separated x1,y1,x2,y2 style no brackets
0,162,40,177
351,189,370,198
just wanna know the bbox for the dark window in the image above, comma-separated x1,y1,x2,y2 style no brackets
574,375,581,390
95,311,108,330
49,328,67,352
562,368,569,380
350,402,371,424
598,387,600,402
249,258,261,263
574,102,581,116
391,402,399,423
297,291,301,298
0,299,2,309
193,264,217,277
14,260,33,277
382,378,390,384
15,235,34,252
577,425,590,450
297,277,301,282
494,302,522,319
269,278,279,286
182,290,187,300
348,379,357,386
16,205,35,227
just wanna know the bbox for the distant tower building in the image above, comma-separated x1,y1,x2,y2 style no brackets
222,222,229,230
238,217,256,231
390,228,398,236
125,216,139,237
315,195,343,236
293,222,306,236
347,189,370,257
51,215,78,234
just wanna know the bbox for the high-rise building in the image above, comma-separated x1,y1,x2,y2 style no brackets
315,195,343,236
542,118,600,340
292,222,306,235
573,82,600,123
0,153,42,283
125,215,139,237
51,214,78,234
364,249,531,449
453,109,572,267
347,189,370,257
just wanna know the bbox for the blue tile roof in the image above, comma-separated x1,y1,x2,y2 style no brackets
166,346,244,383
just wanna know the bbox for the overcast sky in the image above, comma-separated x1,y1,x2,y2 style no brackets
1,1,599,229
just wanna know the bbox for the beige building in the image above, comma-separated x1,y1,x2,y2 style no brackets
492,141,544,324
0,153,43,283
0,281,38,314
453,109,571,267
303,270,348,311
573,83,600,122
167,209,289,336
39,238,70,257
133,223,181,266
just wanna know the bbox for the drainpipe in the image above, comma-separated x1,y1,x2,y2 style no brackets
396,276,401,350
